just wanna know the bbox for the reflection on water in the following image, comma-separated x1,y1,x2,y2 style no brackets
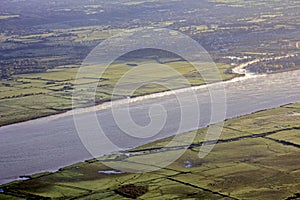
0,69,300,184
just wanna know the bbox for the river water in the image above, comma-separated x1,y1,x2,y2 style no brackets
0,69,300,184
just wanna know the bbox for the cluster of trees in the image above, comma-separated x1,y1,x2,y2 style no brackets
246,56,300,74
0,59,46,79
0,92,45,100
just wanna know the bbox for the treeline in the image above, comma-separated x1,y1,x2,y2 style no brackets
0,58,46,79
246,56,300,74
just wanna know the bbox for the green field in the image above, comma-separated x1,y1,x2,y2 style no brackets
0,60,236,126
1,102,300,199
1,1,300,199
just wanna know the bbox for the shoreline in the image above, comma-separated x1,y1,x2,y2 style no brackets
1,57,297,185
2,100,300,190
0,58,251,128
0,54,293,128
0,75,239,129
7,102,300,199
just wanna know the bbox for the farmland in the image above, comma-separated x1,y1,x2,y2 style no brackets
0,58,235,126
0,0,300,126
0,0,300,78
1,102,300,199
0,0,300,199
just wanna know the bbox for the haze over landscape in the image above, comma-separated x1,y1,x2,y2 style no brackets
0,0,300,199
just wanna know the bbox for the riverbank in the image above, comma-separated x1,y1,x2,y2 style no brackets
1,58,300,185
0,55,264,129
0,61,236,127
1,102,300,199
0,54,293,128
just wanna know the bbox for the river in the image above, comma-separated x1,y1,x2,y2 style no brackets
0,66,300,184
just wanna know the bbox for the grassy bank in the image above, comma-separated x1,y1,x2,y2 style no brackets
0,59,236,127
1,102,300,199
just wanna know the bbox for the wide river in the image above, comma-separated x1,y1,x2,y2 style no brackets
1,69,300,184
